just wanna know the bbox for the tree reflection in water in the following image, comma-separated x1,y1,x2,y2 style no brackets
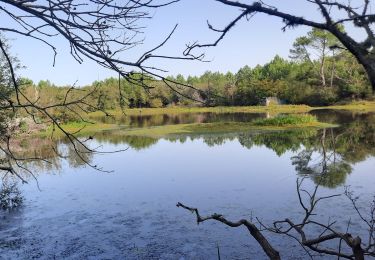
3,111,375,189
0,177,23,210
103,111,374,188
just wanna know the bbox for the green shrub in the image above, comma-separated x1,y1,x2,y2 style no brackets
253,114,317,126
19,120,28,133
149,98,164,108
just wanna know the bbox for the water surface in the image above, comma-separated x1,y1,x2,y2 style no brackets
1,110,374,259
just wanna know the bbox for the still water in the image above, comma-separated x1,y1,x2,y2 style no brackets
0,111,374,259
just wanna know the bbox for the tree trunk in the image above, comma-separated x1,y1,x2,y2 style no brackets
330,50,336,88
362,60,375,91
330,65,334,88
320,55,326,88
320,40,327,88
351,236,365,260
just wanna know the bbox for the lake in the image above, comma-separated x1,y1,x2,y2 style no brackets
0,110,374,259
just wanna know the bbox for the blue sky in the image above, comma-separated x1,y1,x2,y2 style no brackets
3,0,365,86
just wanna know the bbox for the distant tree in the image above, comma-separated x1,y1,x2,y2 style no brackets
224,72,236,105
262,55,293,82
186,0,375,91
290,28,341,88
37,80,54,89
175,74,186,84
290,36,314,63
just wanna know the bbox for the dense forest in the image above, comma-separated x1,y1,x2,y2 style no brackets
17,28,373,119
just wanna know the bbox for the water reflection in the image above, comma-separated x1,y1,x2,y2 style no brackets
11,111,375,189
92,112,265,127
291,128,353,188
8,138,94,176
1,110,375,259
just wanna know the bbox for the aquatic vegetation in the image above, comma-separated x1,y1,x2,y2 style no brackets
34,102,375,139
252,114,317,126
121,120,335,138
41,121,120,138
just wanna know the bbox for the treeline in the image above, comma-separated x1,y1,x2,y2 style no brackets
167,52,372,106
18,28,373,112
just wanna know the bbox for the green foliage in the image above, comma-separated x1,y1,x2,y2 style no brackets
37,79,55,89
282,27,372,105
253,114,317,126
18,120,28,133
233,57,292,105
149,98,163,108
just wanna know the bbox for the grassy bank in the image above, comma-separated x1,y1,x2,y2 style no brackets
119,121,335,138
88,104,312,118
88,101,375,119
40,121,120,138
41,114,335,139
316,101,375,112
94,115,333,138
253,114,317,126
38,101,375,138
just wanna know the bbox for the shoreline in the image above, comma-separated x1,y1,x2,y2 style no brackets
88,101,375,118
